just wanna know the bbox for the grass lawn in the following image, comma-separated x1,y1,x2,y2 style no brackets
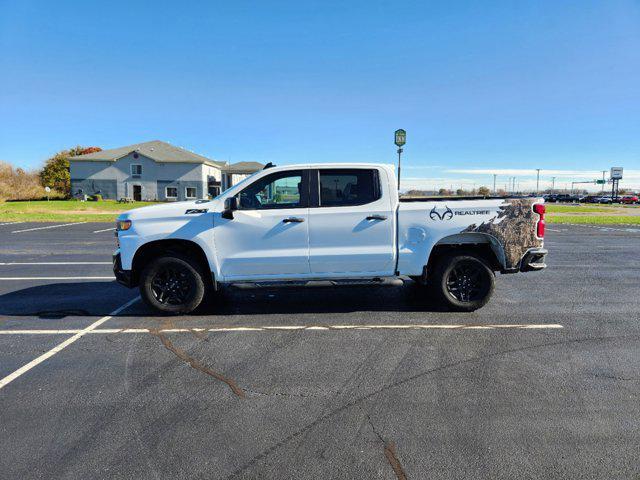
547,215,640,225
545,204,611,213
0,199,159,222
545,203,639,225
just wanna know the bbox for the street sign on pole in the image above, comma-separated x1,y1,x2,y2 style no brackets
394,129,405,190
45,186,51,201
610,167,623,201
595,179,605,185
610,167,623,180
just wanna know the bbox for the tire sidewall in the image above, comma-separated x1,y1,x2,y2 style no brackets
140,256,206,314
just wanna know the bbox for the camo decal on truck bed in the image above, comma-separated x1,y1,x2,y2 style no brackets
463,198,543,269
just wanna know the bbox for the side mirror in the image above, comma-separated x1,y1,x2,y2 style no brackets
222,196,238,219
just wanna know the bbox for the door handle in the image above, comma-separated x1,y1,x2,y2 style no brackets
283,217,305,223
366,215,387,221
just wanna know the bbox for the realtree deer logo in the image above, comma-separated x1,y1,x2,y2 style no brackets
429,205,454,221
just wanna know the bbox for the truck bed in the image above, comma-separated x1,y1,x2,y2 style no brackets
399,195,529,202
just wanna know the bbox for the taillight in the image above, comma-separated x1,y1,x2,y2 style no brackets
533,203,545,238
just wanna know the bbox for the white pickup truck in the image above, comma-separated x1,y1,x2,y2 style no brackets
114,163,547,313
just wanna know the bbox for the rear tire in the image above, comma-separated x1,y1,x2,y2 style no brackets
430,253,495,312
139,255,206,314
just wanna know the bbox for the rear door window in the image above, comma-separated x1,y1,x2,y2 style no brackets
318,169,380,207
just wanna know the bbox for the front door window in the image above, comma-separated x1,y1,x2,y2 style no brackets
238,171,306,209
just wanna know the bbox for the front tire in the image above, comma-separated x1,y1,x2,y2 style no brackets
139,255,206,314
431,253,495,312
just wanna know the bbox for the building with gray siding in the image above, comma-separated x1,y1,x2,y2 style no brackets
69,140,263,201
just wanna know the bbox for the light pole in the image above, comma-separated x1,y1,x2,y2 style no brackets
536,169,540,194
493,174,497,195
551,176,556,192
394,129,406,190
601,170,606,195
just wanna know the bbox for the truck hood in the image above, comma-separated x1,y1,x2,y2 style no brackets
117,199,221,221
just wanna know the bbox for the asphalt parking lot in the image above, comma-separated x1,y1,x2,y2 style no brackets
1,222,639,479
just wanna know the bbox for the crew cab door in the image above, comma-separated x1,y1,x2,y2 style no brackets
213,169,310,279
308,168,395,275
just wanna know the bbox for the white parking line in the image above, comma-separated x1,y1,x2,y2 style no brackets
0,324,564,335
0,296,139,390
11,222,87,233
0,276,114,280
93,227,114,233
0,262,111,266
0,222,25,226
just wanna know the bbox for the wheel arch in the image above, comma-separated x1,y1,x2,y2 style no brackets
130,239,212,288
423,232,505,281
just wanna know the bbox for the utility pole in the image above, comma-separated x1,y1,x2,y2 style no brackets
536,169,540,194
493,174,497,195
551,176,556,192
601,170,606,195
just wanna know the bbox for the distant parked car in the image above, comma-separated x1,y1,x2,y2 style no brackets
621,195,639,204
543,194,558,202
597,196,614,204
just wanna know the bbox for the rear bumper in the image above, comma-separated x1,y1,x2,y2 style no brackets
113,251,134,288
520,248,547,272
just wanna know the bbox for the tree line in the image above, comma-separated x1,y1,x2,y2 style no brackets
404,186,493,197
0,146,101,201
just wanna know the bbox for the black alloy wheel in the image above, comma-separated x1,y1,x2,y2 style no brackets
431,253,495,311
150,265,194,306
445,259,487,303
140,255,206,314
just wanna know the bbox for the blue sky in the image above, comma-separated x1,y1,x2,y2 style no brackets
1,0,639,191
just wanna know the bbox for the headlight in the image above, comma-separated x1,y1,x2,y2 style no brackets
116,220,132,231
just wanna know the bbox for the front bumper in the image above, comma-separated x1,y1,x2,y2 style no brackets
520,248,548,272
113,251,134,288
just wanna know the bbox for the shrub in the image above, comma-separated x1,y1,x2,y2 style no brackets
0,161,55,201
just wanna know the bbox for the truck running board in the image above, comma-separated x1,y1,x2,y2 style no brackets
230,277,405,289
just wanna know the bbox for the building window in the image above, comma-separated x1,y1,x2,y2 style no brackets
185,187,197,199
131,164,142,177
165,187,178,199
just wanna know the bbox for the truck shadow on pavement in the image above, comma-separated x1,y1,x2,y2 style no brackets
0,280,451,318
0,282,138,318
